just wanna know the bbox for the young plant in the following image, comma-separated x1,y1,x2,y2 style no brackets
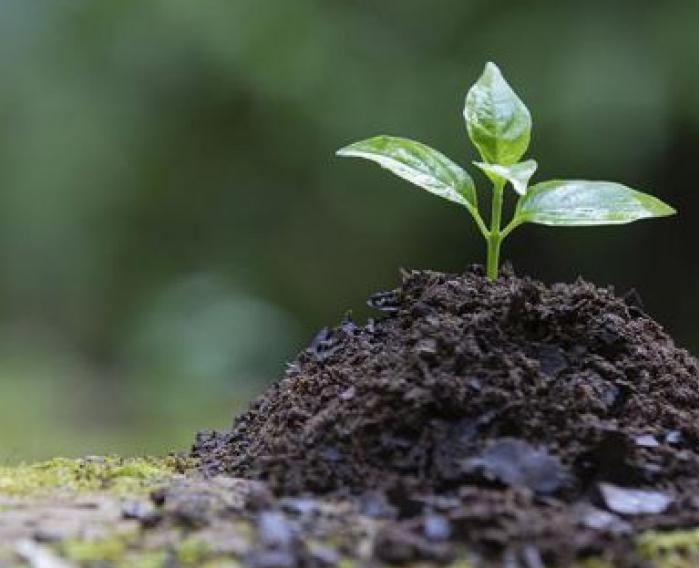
337,62,675,280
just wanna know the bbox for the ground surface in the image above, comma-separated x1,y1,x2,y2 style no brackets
1,456,699,567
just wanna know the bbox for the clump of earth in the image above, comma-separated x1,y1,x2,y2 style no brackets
193,265,699,565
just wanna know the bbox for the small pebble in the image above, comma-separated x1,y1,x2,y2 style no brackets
598,483,672,515
577,504,632,534
339,386,356,401
121,500,162,528
424,514,452,541
462,438,568,495
280,497,319,517
258,511,293,548
122,500,151,519
666,430,683,445
635,434,659,448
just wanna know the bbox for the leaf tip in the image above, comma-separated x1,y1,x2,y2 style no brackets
336,139,367,158
483,61,501,75
646,194,677,218
662,203,677,217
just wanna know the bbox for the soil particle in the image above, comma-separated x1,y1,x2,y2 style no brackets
193,265,699,565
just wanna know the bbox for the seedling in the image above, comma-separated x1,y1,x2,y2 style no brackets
337,62,675,280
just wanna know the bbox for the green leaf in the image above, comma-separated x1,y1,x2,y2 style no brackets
464,62,532,165
474,159,537,195
336,135,477,210
515,180,676,226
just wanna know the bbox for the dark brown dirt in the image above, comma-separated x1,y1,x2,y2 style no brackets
193,265,699,565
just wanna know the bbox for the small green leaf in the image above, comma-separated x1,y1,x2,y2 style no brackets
474,159,537,195
336,135,477,210
464,62,532,165
515,180,676,226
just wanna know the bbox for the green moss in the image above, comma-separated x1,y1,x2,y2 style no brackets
637,528,699,568
61,533,175,568
124,550,168,568
0,455,191,496
62,535,128,563
59,532,241,568
176,536,213,566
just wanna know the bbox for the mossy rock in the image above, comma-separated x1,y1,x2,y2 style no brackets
0,455,189,497
1,456,699,567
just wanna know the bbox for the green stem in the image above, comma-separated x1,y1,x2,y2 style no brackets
500,217,521,239
470,207,490,239
486,179,505,280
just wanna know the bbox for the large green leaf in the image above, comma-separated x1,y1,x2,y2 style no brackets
464,62,532,165
336,136,477,210
474,159,537,195
515,180,676,226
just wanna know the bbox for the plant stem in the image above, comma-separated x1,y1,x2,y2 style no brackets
486,179,505,280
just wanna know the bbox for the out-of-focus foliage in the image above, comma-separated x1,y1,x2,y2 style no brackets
0,0,697,461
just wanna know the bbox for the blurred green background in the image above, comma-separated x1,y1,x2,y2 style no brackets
0,0,697,462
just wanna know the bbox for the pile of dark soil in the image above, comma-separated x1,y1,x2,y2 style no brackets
194,265,699,565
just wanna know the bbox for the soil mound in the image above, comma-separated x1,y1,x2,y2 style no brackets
194,265,699,563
